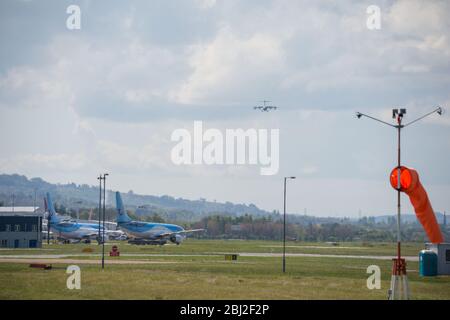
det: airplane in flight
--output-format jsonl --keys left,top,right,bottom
{"left": 254, "top": 100, "right": 278, "bottom": 112}
{"left": 115, "top": 191, "right": 204, "bottom": 245}
{"left": 45, "top": 193, "right": 126, "bottom": 243}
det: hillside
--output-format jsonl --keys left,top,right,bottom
{"left": 0, "top": 173, "right": 272, "bottom": 221}
{"left": 0, "top": 173, "right": 445, "bottom": 227}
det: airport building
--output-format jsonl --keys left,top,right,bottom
{"left": 0, "top": 207, "right": 43, "bottom": 248}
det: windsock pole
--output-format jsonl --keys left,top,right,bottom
{"left": 389, "top": 114, "right": 410, "bottom": 300}
{"left": 356, "top": 106, "right": 443, "bottom": 300}
{"left": 397, "top": 123, "right": 401, "bottom": 262}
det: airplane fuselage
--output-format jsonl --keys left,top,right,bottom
{"left": 50, "top": 221, "right": 103, "bottom": 240}
{"left": 118, "top": 221, "right": 183, "bottom": 240}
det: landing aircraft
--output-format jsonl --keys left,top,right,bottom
{"left": 115, "top": 192, "right": 204, "bottom": 245}
{"left": 254, "top": 100, "right": 277, "bottom": 112}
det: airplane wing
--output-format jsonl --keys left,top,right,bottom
{"left": 82, "top": 233, "right": 99, "bottom": 239}
{"left": 155, "top": 229, "right": 205, "bottom": 238}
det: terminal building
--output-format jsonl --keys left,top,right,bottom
{"left": 0, "top": 207, "right": 43, "bottom": 248}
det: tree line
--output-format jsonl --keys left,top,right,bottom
{"left": 189, "top": 214, "right": 449, "bottom": 242}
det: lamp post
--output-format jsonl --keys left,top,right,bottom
{"left": 283, "top": 176, "right": 296, "bottom": 273}
{"left": 97, "top": 175, "right": 103, "bottom": 245}
{"left": 356, "top": 106, "right": 443, "bottom": 299}
{"left": 46, "top": 195, "right": 50, "bottom": 245}
{"left": 102, "top": 173, "right": 108, "bottom": 270}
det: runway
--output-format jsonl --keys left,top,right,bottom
{"left": 0, "top": 252, "right": 419, "bottom": 262}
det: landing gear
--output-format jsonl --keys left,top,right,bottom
{"left": 128, "top": 239, "right": 167, "bottom": 245}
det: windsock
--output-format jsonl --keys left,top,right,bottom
{"left": 390, "top": 166, "right": 444, "bottom": 244}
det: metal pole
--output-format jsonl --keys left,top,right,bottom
{"left": 396, "top": 124, "right": 401, "bottom": 261}
{"left": 282, "top": 176, "right": 295, "bottom": 273}
{"left": 283, "top": 177, "right": 287, "bottom": 273}
{"left": 98, "top": 175, "right": 102, "bottom": 244}
{"left": 102, "top": 175, "right": 105, "bottom": 269}
{"left": 47, "top": 198, "right": 50, "bottom": 245}
{"left": 38, "top": 215, "right": 41, "bottom": 248}
{"left": 102, "top": 173, "right": 108, "bottom": 269}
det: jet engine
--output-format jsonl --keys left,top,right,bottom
{"left": 169, "top": 234, "right": 185, "bottom": 245}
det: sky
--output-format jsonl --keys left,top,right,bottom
{"left": 0, "top": 0, "right": 449, "bottom": 217}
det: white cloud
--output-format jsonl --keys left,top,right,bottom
{"left": 172, "top": 26, "right": 286, "bottom": 104}
{"left": 388, "top": 0, "right": 450, "bottom": 38}
{"left": 301, "top": 166, "right": 319, "bottom": 175}
{"left": 0, "top": 153, "right": 88, "bottom": 172}
{"left": 194, "top": 0, "right": 216, "bottom": 9}
{"left": 0, "top": 65, "right": 73, "bottom": 109}
{"left": 0, "top": 33, "right": 189, "bottom": 120}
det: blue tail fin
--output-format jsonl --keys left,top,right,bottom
{"left": 116, "top": 192, "right": 131, "bottom": 223}
{"left": 46, "top": 192, "right": 62, "bottom": 224}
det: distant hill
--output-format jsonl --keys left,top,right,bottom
{"left": 1, "top": 173, "right": 445, "bottom": 226}
{"left": 0, "top": 173, "right": 272, "bottom": 221}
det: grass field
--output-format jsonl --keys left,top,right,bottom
{"left": 0, "top": 240, "right": 449, "bottom": 300}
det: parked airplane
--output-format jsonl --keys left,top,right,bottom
{"left": 45, "top": 192, "right": 108, "bottom": 243}
{"left": 115, "top": 192, "right": 204, "bottom": 245}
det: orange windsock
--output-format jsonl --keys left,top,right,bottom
{"left": 390, "top": 166, "right": 444, "bottom": 244}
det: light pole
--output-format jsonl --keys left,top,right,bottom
{"left": 97, "top": 175, "right": 103, "bottom": 245}
{"left": 283, "top": 176, "right": 296, "bottom": 273}
{"left": 356, "top": 106, "right": 443, "bottom": 299}
{"left": 102, "top": 173, "right": 108, "bottom": 270}
{"left": 46, "top": 196, "right": 50, "bottom": 245}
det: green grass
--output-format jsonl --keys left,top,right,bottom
{"left": 0, "top": 240, "right": 448, "bottom": 300}
{"left": 0, "top": 239, "right": 425, "bottom": 256}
